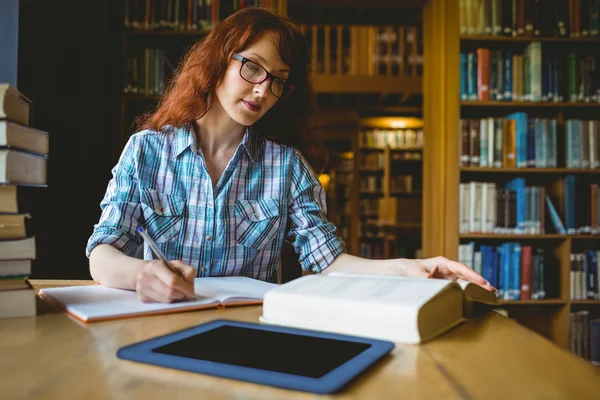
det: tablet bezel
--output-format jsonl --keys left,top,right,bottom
{"left": 117, "top": 319, "right": 395, "bottom": 394}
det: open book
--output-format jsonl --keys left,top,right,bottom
{"left": 40, "top": 276, "right": 276, "bottom": 323}
{"left": 260, "top": 272, "right": 501, "bottom": 344}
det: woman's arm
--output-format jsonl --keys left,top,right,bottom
{"left": 323, "top": 253, "right": 496, "bottom": 291}
{"left": 89, "top": 244, "right": 147, "bottom": 290}
{"left": 90, "top": 244, "right": 196, "bottom": 301}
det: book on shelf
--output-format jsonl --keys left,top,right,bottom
{"left": 591, "top": 319, "right": 600, "bottom": 366}
{"left": 570, "top": 251, "right": 600, "bottom": 300}
{"left": 39, "top": 276, "right": 276, "bottom": 323}
{"left": 0, "top": 279, "right": 35, "bottom": 319}
{"left": 123, "top": 0, "right": 288, "bottom": 32}
{"left": 0, "top": 84, "right": 31, "bottom": 126}
{"left": 460, "top": 44, "right": 600, "bottom": 104}
{"left": 459, "top": 242, "right": 546, "bottom": 301}
{"left": 460, "top": 0, "right": 600, "bottom": 39}
{"left": 260, "top": 272, "right": 500, "bottom": 345}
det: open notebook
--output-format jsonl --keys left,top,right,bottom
{"left": 39, "top": 276, "right": 276, "bottom": 323}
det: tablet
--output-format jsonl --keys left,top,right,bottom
{"left": 117, "top": 319, "right": 395, "bottom": 394}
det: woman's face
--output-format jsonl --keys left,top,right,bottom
{"left": 215, "top": 32, "right": 290, "bottom": 127}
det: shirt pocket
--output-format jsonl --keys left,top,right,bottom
{"left": 235, "top": 198, "right": 282, "bottom": 250}
{"left": 140, "top": 188, "right": 185, "bottom": 243}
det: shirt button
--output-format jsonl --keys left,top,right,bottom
{"left": 254, "top": 213, "right": 259, "bottom": 218}
{"left": 158, "top": 206, "right": 164, "bottom": 214}
{"left": 206, "top": 235, "right": 211, "bottom": 241}
{"left": 207, "top": 202, "right": 213, "bottom": 208}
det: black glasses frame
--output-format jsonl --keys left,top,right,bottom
{"left": 231, "top": 53, "right": 294, "bottom": 99}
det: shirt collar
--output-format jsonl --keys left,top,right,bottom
{"left": 170, "top": 124, "right": 264, "bottom": 163}
{"left": 170, "top": 124, "right": 197, "bottom": 159}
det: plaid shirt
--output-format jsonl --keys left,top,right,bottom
{"left": 86, "top": 125, "right": 345, "bottom": 283}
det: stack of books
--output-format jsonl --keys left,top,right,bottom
{"left": 0, "top": 83, "right": 49, "bottom": 318}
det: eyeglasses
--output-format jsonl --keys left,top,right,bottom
{"left": 231, "top": 53, "right": 295, "bottom": 99}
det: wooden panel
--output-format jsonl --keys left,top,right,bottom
{"left": 422, "top": 0, "right": 460, "bottom": 259}
{"left": 311, "top": 75, "right": 422, "bottom": 94}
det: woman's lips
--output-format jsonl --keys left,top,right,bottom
{"left": 242, "top": 100, "right": 261, "bottom": 112}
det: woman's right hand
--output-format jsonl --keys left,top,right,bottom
{"left": 135, "top": 260, "right": 197, "bottom": 303}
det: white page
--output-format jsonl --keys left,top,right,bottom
{"left": 195, "top": 276, "right": 277, "bottom": 303}
{"left": 40, "top": 276, "right": 276, "bottom": 321}
{"left": 275, "top": 274, "right": 454, "bottom": 308}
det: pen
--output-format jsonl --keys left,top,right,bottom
{"left": 136, "top": 226, "right": 207, "bottom": 277}
{"left": 136, "top": 226, "right": 186, "bottom": 279}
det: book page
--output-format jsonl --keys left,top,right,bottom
{"left": 39, "top": 276, "right": 276, "bottom": 322}
{"left": 196, "top": 276, "right": 277, "bottom": 304}
{"left": 39, "top": 284, "right": 220, "bottom": 322}
{"left": 281, "top": 274, "right": 455, "bottom": 308}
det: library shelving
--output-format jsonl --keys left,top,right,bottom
{"left": 423, "top": 0, "right": 600, "bottom": 355}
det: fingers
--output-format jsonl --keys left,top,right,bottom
{"left": 151, "top": 260, "right": 196, "bottom": 299}
{"left": 136, "top": 260, "right": 196, "bottom": 303}
{"left": 425, "top": 257, "right": 496, "bottom": 292}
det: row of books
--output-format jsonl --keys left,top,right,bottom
{"left": 359, "top": 199, "right": 380, "bottom": 216}
{"left": 571, "top": 311, "right": 600, "bottom": 365}
{"left": 389, "top": 175, "right": 415, "bottom": 194}
{"left": 0, "top": 84, "right": 50, "bottom": 319}
{"left": 300, "top": 25, "right": 422, "bottom": 77}
{"left": 460, "top": 178, "right": 600, "bottom": 235}
{"left": 123, "top": 0, "right": 285, "bottom": 31}
{"left": 124, "top": 48, "right": 170, "bottom": 96}
{"left": 459, "top": 242, "right": 546, "bottom": 300}
{"left": 460, "top": 117, "right": 600, "bottom": 169}
{"left": 461, "top": 45, "right": 600, "bottom": 103}
{"left": 570, "top": 251, "right": 600, "bottom": 299}
{"left": 460, "top": 0, "right": 600, "bottom": 38}
{"left": 359, "top": 129, "right": 424, "bottom": 149}
{"left": 359, "top": 152, "right": 385, "bottom": 169}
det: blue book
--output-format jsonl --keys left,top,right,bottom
{"left": 460, "top": 53, "right": 468, "bottom": 101}
{"left": 511, "top": 243, "right": 522, "bottom": 300}
{"left": 503, "top": 51, "right": 513, "bottom": 101}
{"left": 527, "top": 119, "right": 535, "bottom": 167}
{"left": 545, "top": 195, "right": 567, "bottom": 234}
{"left": 502, "top": 243, "right": 512, "bottom": 300}
{"left": 588, "top": 251, "right": 599, "bottom": 299}
{"left": 497, "top": 245, "right": 504, "bottom": 298}
{"left": 505, "top": 178, "right": 526, "bottom": 233}
{"left": 564, "top": 175, "right": 576, "bottom": 234}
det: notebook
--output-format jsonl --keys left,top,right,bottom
{"left": 39, "top": 276, "right": 276, "bottom": 323}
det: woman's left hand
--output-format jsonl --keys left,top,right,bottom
{"left": 400, "top": 256, "right": 496, "bottom": 292}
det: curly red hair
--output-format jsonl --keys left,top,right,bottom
{"left": 137, "top": 7, "right": 315, "bottom": 159}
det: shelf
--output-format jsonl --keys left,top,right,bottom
{"left": 461, "top": 101, "right": 600, "bottom": 108}
{"left": 460, "top": 234, "right": 568, "bottom": 240}
{"left": 124, "top": 94, "right": 160, "bottom": 101}
{"left": 502, "top": 300, "right": 567, "bottom": 305}
{"left": 124, "top": 29, "right": 209, "bottom": 37}
{"left": 312, "top": 75, "right": 422, "bottom": 94}
{"left": 461, "top": 167, "right": 600, "bottom": 174}
{"left": 391, "top": 191, "right": 422, "bottom": 197}
{"left": 460, "top": 35, "right": 600, "bottom": 44}
{"left": 570, "top": 300, "right": 600, "bottom": 305}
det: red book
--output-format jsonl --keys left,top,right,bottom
{"left": 476, "top": 48, "right": 491, "bottom": 101}
{"left": 521, "top": 246, "right": 532, "bottom": 300}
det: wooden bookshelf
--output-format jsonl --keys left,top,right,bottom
{"left": 461, "top": 167, "right": 600, "bottom": 174}
{"left": 423, "top": 0, "right": 600, "bottom": 352}
{"left": 460, "top": 35, "right": 600, "bottom": 44}
{"left": 461, "top": 101, "right": 600, "bottom": 108}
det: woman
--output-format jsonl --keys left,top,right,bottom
{"left": 87, "top": 7, "right": 494, "bottom": 303}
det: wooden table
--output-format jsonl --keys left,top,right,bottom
{"left": 1, "top": 280, "right": 599, "bottom": 399}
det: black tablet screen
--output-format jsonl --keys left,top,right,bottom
{"left": 152, "top": 325, "right": 371, "bottom": 378}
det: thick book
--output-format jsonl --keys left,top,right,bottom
{"left": 39, "top": 276, "right": 276, "bottom": 323}
{"left": 0, "top": 149, "right": 47, "bottom": 185}
{"left": 0, "top": 121, "right": 49, "bottom": 155}
{"left": 0, "top": 84, "right": 31, "bottom": 126}
{"left": 260, "top": 272, "right": 501, "bottom": 345}
{"left": 0, "top": 279, "right": 35, "bottom": 318}
{"left": 0, "top": 237, "right": 35, "bottom": 259}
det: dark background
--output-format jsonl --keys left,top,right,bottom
{"left": 18, "top": 0, "right": 123, "bottom": 278}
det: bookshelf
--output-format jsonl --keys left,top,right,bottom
{"left": 423, "top": 0, "right": 600, "bottom": 356}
